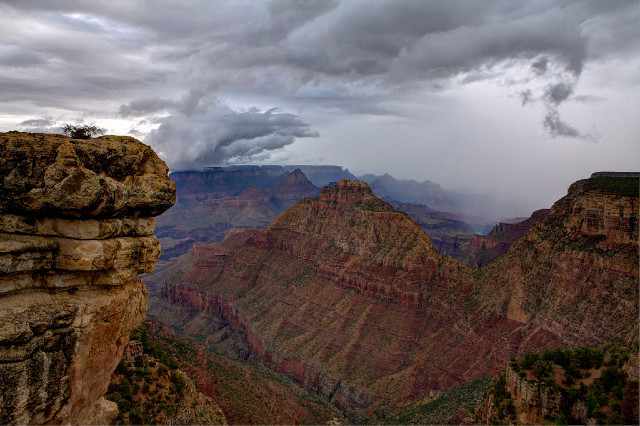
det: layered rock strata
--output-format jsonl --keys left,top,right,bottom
{"left": 480, "top": 175, "right": 639, "bottom": 342}
{"left": 151, "top": 176, "right": 638, "bottom": 415}
{"left": 0, "top": 132, "right": 175, "bottom": 425}
{"left": 157, "top": 168, "right": 318, "bottom": 259}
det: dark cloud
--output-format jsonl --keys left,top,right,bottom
{"left": 19, "top": 117, "right": 54, "bottom": 127}
{"left": 0, "top": 0, "right": 638, "bottom": 173}
{"left": 531, "top": 57, "right": 549, "bottom": 75}
{"left": 3, "top": 1, "right": 637, "bottom": 105}
{"left": 520, "top": 89, "right": 534, "bottom": 106}
{"left": 545, "top": 81, "right": 574, "bottom": 106}
{"left": 127, "top": 128, "right": 145, "bottom": 138}
{"left": 119, "top": 98, "right": 177, "bottom": 117}
{"left": 146, "top": 97, "right": 318, "bottom": 169}
{"left": 543, "top": 109, "right": 596, "bottom": 142}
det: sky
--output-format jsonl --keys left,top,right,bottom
{"left": 0, "top": 0, "right": 639, "bottom": 215}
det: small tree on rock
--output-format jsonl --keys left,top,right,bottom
{"left": 62, "top": 124, "right": 105, "bottom": 139}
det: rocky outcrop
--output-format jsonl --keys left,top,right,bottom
{"left": 149, "top": 175, "right": 638, "bottom": 416}
{"left": 456, "top": 209, "right": 551, "bottom": 266}
{"left": 150, "top": 181, "right": 489, "bottom": 413}
{"left": 502, "top": 365, "right": 561, "bottom": 423}
{"left": 156, "top": 167, "right": 318, "bottom": 259}
{"left": 0, "top": 132, "right": 175, "bottom": 425}
{"left": 477, "top": 345, "right": 639, "bottom": 424}
{"left": 479, "top": 174, "right": 639, "bottom": 343}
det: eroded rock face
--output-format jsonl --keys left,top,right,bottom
{"left": 0, "top": 132, "right": 175, "bottom": 425}
{"left": 150, "top": 176, "right": 638, "bottom": 415}
{"left": 156, "top": 167, "right": 318, "bottom": 260}
{"left": 481, "top": 175, "right": 639, "bottom": 343}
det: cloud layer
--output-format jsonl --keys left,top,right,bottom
{"left": 0, "top": 0, "right": 638, "bottom": 207}
{"left": 144, "top": 94, "right": 318, "bottom": 169}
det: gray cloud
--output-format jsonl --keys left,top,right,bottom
{"left": 531, "top": 57, "right": 549, "bottom": 75}
{"left": 119, "top": 98, "right": 177, "bottom": 117}
{"left": 520, "top": 89, "right": 534, "bottom": 106}
{"left": 17, "top": 117, "right": 63, "bottom": 134}
{"left": 572, "top": 94, "right": 606, "bottom": 103}
{"left": 3, "top": 1, "right": 637, "bottom": 109}
{"left": 0, "top": 47, "right": 47, "bottom": 68}
{"left": 19, "top": 117, "right": 54, "bottom": 127}
{"left": 146, "top": 97, "right": 318, "bottom": 169}
{"left": 0, "top": 0, "right": 638, "bottom": 213}
{"left": 543, "top": 109, "right": 596, "bottom": 142}
{"left": 545, "top": 81, "right": 574, "bottom": 106}
{"left": 127, "top": 128, "right": 145, "bottom": 138}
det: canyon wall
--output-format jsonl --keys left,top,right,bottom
{"left": 157, "top": 167, "right": 318, "bottom": 259}
{"left": 150, "top": 176, "right": 638, "bottom": 415}
{"left": 479, "top": 175, "right": 639, "bottom": 343}
{"left": 455, "top": 209, "right": 550, "bottom": 266}
{"left": 0, "top": 132, "right": 175, "bottom": 424}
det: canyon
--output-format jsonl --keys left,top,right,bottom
{"left": 1, "top": 131, "right": 636, "bottom": 424}
{"left": 0, "top": 132, "right": 176, "bottom": 424}
{"left": 156, "top": 165, "right": 500, "bottom": 264}
{"left": 156, "top": 166, "right": 321, "bottom": 260}
{"left": 147, "top": 174, "right": 638, "bottom": 417}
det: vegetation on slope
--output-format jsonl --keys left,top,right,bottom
{"left": 486, "top": 345, "right": 639, "bottom": 425}
{"left": 106, "top": 325, "right": 225, "bottom": 425}
{"left": 140, "top": 320, "right": 345, "bottom": 425}
{"left": 380, "top": 378, "right": 492, "bottom": 425}
{"left": 585, "top": 176, "right": 639, "bottom": 197}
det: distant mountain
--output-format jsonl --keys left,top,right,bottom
{"left": 159, "top": 166, "right": 491, "bottom": 263}
{"left": 360, "top": 173, "right": 520, "bottom": 225}
{"left": 157, "top": 166, "right": 319, "bottom": 259}
{"left": 360, "top": 173, "right": 455, "bottom": 212}
{"left": 388, "top": 200, "right": 476, "bottom": 257}
{"left": 282, "top": 165, "right": 357, "bottom": 187}
{"left": 462, "top": 209, "right": 550, "bottom": 266}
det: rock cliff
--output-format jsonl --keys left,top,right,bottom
{"left": 0, "top": 132, "right": 175, "bottom": 424}
{"left": 478, "top": 174, "right": 639, "bottom": 343}
{"left": 107, "top": 334, "right": 227, "bottom": 425}
{"left": 149, "top": 175, "right": 638, "bottom": 416}
{"left": 451, "top": 209, "right": 551, "bottom": 266}
{"left": 477, "top": 345, "right": 639, "bottom": 424}
{"left": 156, "top": 167, "right": 318, "bottom": 260}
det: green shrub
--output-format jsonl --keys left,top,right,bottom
{"left": 115, "top": 361, "right": 128, "bottom": 375}
{"left": 533, "top": 359, "right": 553, "bottom": 381}
{"left": 128, "top": 408, "right": 143, "bottom": 425}
{"left": 520, "top": 353, "right": 539, "bottom": 370}
{"left": 134, "top": 355, "right": 144, "bottom": 368}
{"left": 120, "top": 378, "right": 132, "bottom": 400}
{"left": 62, "top": 123, "right": 105, "bottom": 139}
{"left": 171, "top": 371, "right": 186, "bottom": 394}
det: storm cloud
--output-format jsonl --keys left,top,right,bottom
{"left": 146, "top": 95, "right": 318, "bottom": 169}
{"left": 0, "top": 0, "right": 638, "bottom": 210}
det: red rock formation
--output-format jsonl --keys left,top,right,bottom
{"left": 150, "top": 176, "right": 638, "bottom": 415}
{"left": 480, "top": 176, "right": 639, "bottom": 342}
{"left": 156, "top": 168, "right": 318, "bottom": 259}
{"left": 464, "top": 209, "right": 551, "bottom": 266}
